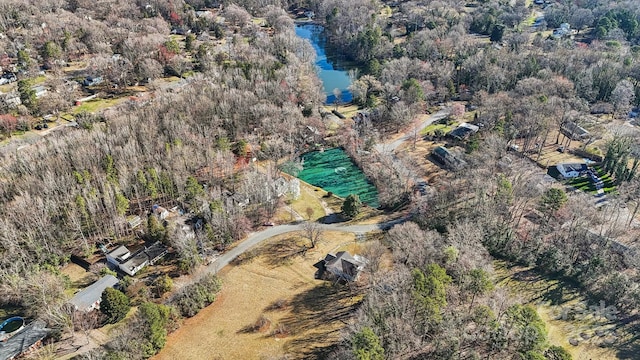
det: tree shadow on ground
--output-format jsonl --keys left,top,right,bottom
{"left": 615, "top": 323, "right": 640, "bottom": 359}
{"left": 259, "top": 237, "right": 308, "bottom": 268}
{"left": 318, "top": 213, "right": 346, "bottom": 224}
{"left": 271, "top": 283, "right": 362, "bottom": 359}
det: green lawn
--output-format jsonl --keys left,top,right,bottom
{"left": 72, "top": 97, "right": 125, "bottom": 114}
{"left": 420, "top": 122, "right": 456, "bottom": 136}
{"left": 566, "top": 167, "right": 617, "bottom": 194}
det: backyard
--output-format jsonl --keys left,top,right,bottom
{"left": 154, "top": 230, "right": 382, "bottom": 360}
{"left": 565, "top": 166, "right": 617, "bottom": 194}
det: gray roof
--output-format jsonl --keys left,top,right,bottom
{"left": 119, "top": 242, "right": 168, "bottom": 274}
{"left": 314, "top": 251, "right": 365, "bottom": 281}
{"left": 69, "top": 275, "right": 119, "bottom": 310}
{"left": 0, "top": 320, "right": 49, "bottom": 360}
{"left": 559, "top": 163, "right": 587, "bottom": 173}
{"left": 108, "top": 245, "right": 130, "bottom": 260}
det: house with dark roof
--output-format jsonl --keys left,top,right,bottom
{"left": 0, "top": 320, "right": 49, "bottom": 360}
{"left": 448, "top": 122, "right": 479, "bottom": 140}
{"left": 432, "top": 146, "right": 466, "bottom": 170}
{"left": 105, "top": 242, "right": 168, "bottom": 276}
{"left": 69, "top": 275, "right": 119, "bottom": 312}
{"left": 561, "top": 121, "right": 590, "bottom": 140}
{"left": 313, "top": 251, "right": 367, "bottom": 282}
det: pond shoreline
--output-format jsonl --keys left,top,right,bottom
{"left": 294, "top": 23, "right": 355, "bottom": 104}
{"left": 289, "top": 147, "right": 380, "bottom": 208}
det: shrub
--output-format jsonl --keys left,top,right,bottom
{"left": 153, "top": 275, "right": 173, "bottom": 298}
{"left": 342, "top": 194, "right": 362, "bottom": 218}
{"left": 173, "top": 274, "right": 222, "bottom": 317}
{"left": 100, "top": 288, "right": 130, "bottom": 324}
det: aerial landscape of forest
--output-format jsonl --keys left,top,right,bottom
{"left": 1, "top": 0, "right": 640, "bottom": 359}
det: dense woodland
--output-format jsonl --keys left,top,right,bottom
{"left": 1, "top": 0, "right": 640, "bottom": 359}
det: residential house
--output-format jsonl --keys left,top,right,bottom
{"left": 152, "top": 204, "right": 169, "bottom": 220}
{"left": 68, "top": 274, "right": 119, "bottom": 311}
{"left": 552, "top": 23, "right": 573, "bottom": 39}
{"left": 561, "top": 121, "right": 590, "bottom": 140}
{"left": 313, "top": 251, "right": 367, "bottom": 282}
{"left": 2, "top": 92, "right": 21, "bottom": 108}
{"left": 548, "top": 163, "right": 587, "bottom": 180}
{"left": 448, "top": 122, "right": 479, "bottom": 140}
{"left": 0, "top": 72, "right": 16, "bottom": 85}
{"left": 32, "top": 86, "right": 47, "bottom": 98}
{"left": 432, "top": 146, "right": 466, "bottom": 170}
{"left": 105, "top": 242, "right": 168, "bottom": 276}
{"left": 82, "top": 76, "right": 103, "bottom": 87}
{"left": 0, "top": 320, "right": 49, "bottom": 360}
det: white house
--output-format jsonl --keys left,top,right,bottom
{"left": 556, "top": 163, "right": 587, "bottom": 179}
{"left": 105, "top": 242, "right": 168, "bottom": 276}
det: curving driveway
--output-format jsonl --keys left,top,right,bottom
{"left": 375, "top": 108, "right": 450, "bottom": 154}
{"left": 204, "top": 217, "right": 408, "bottom": 276}
{"left": 182, "top": 109, "right": 451, "bottom": 282}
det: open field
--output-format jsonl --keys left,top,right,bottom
{"left": 72, "top": 97, "right": 128, "bottom": 114}
{"left": 495, "top": 261, "right": 640, "bottom": 360}
{"left": 155, "top": 230, "right": 378, "bottom": 360}
{"left": 284, "top": 178, "right": 333, "bottom": 221}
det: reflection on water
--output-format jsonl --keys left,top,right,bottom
{"left": 295, "top": 24, "right": 353, "bottom": 104}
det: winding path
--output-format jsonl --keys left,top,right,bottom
{"left": 188, "top": 217, "right": 408, "bottom": 284}
{"left": 180, "top": 109, "right": 450, "bottom": 284}
{"left": 375, "top": 108, "right": 450, "bottom": 154}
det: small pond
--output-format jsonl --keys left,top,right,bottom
{"left": 294, "top": 148, "right": 379, "bottom": 208}
{"left": 295, "top": 23, "right": 353, "bottom": 104}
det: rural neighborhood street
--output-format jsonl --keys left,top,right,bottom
{"left": 375, "top": 108, "right": 450, "bottom": 153}
{"left": 201, "top": 216, "right": 408, "bottom": 277}
{"left": 174, "top": 109, "right": 449, "bottom": 288}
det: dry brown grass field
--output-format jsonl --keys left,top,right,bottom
{"left": 155, "top": 231, "right": 381, "bottom": 360}
{"left": 495, "top": 261, "right": 635, "bottom": 360}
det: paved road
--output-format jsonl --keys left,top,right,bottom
{"left": 204, "top": 217, "right": 408, "bottom": 276}
{"left": 375, "top": 108, "right": 450, "bottom": 154}
{"left": 175, "top": 109, "right": 446, "bottom": 285}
